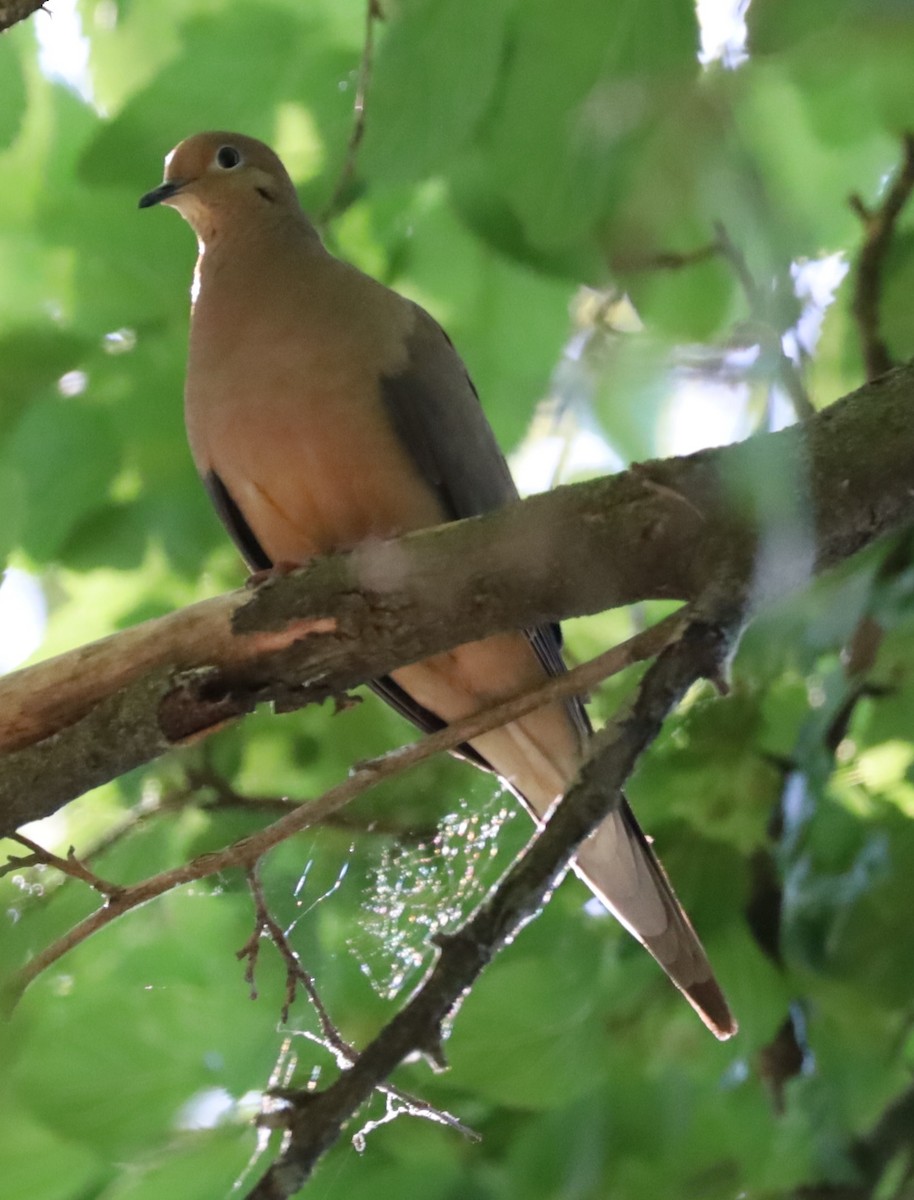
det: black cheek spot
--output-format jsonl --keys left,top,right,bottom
{"left": 255, "top": 187, "right": 276, "bottom": 202}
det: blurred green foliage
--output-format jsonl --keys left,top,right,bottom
{"left": 2, "top": 0, "right": 914, "bottom": 1197}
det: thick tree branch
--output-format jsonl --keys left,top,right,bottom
{"left": 244, "top": 601, "right": 739, "bottom": 1198}
{"left": 2, "top": 362, "right": 914, "bottom": 835}
{"left": 3, "top": 611, "right": 684, "bottom": 1008}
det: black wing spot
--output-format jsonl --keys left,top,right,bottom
{"left": 369, "top": 676, "right": 493, "bottom": 770}
{"left": 205, "top": 470, "right": 272, "bottom": 571}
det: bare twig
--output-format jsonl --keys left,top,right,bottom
{"left": 611, "top": 222, "right": 815, "bottom": 421}
{"left": 3, "top": 609, "right": 685, "bottom": 1010}
{"left": 239, "top": 865, "right": 348, "bottom": 1034}
{"left": 187, "top": 763, "right": 436, "bottom": 840}
{"left": 0, "top": 767, "right": 431, "bottom": 922}
{"left": 849, "top": 132, "right": 914, "bottom": 381}
{"left": 320, "top": 0, "right": 383, "bottom": 223}
{"left": 3, "top": 834, "right": 123, "bottom": 898}
{"left": 244, "top": 600, "right": 742, "bottom": 1198}
{"left": 240, "top": 867, "right": 477, "bottom": 1146}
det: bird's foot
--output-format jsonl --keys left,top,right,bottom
{"left": 245, "top": 560, "right": 300, "bottom": 589}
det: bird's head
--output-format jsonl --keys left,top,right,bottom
{"left": 139, "top": 131, "right": 302, "bottom": 238}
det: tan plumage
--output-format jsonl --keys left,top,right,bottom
{"left": 140, "top": 131, "right": 736, "bottom": 1039}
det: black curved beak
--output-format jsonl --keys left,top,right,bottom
{"left": 138, "top": 180, "right": 183, "bottom": 209}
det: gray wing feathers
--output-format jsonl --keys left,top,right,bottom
{"left": 379, "top": 305, "right": 518, "bottom": 520}
{"left": 378, "top": 307, "right": 590, "bottom": 738}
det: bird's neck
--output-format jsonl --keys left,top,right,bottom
{"left": 191, "top": 208, "right": 326, "bottom": 309}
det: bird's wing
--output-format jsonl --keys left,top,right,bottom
{"left": 370, "top": 305, "right": 591, "bottom": 742}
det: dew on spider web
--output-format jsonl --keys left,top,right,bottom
{"left": 351, "top": 788, "right": 520, "bottom": 1000}
{"left": 231, "top": 1037, "right": 298, "bottom": 1193}
{"left": 292, "top": 857, "right": 313, "bottom": 899}
{"left": 285, "top": 847, "right": 352, "bottom": 939}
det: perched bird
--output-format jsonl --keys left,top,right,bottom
{"left": 140, "top": 132, "right": 735, "bottom": 1039}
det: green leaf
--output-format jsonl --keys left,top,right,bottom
{"left": 0, "top": 327, "right": 92, "bottom": 439}
{"left": 0, "top": 1104, "right": 104, "bottom": 1200}
{"left": 0, "top": 464, "right": 24, "bottom": 566}
{"left": 481, "top": 0, "right": 698, "bottom": 248}
{"left": 0, "top": 235, "right": 74, "bottom": 326}
{"left": 621, "top": 247, "right": 733, "bottom": 343}
{"left": 1, "top": 399, "right": 121, "bottom": 562}
{"left": 283, "top": 1157, "right": 460, "bottom": 1200}
{"left": 95, "top": 1128, "right": 253, "bottom": 1200}
{"left": 447, "top": 955, "right": 606, "bottom": 1108}
{"left": 361, "top": 0, "right": 512, "bottom": 183}
{"left": 79, "top": 6, "right": 356, "bottom": 197}
{"left": 750, "top": 0, "right": 911, "bottom": 55}
{"left": 634, "top": 693, "right": 779, "bottom": 853}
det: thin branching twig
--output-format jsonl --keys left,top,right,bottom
{"left": 712, "top": 221, "right": 816, "bottom": 421}
{"left": 612, "top": 223, "right": 815, "bottom": 420}
{"left": 244, "top": 598, "right": 742, "bottom": 1198}
{"left": 240, "top": 866, "right": 477, "bottom": 1147}
{"left": 3, "top": 609, "right": 686, "bottom": 1011}
{"left": 2, "top": 834, "right": 123, "bottom": 898}
{"left": 320, "top": 0, "right": 383, "bottom": 223}
{"left": 849, "top": 132, "right": 914, "bottom": 381}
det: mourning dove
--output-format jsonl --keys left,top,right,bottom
{"left": 140, "top": 132, "right": 736, "bottom": 1039}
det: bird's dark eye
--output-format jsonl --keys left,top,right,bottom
{"left": 215, "top": 145, "right": 242, "bottom": 170}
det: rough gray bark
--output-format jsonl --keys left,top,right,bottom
{"left": 0, "top": 360, "right": 912, "bottom": 836}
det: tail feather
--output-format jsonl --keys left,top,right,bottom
{"left": 475, "top": 710, "right": 737, "bottom": 1040}
{"left": 575, "top": 800, "right": 736, "bottom": 1039}
{"left": 390, "top": 640, "right": 737, "bottom": 1039}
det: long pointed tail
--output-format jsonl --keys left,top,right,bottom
{"left": 574, "top": 800, "right": 736, "bottom": 1039}
{"left": 463, "top": 700, "right": 737, "bottom": 1038}
{"left": 391, "top": 637, "right": 737, "bottom": 1039}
